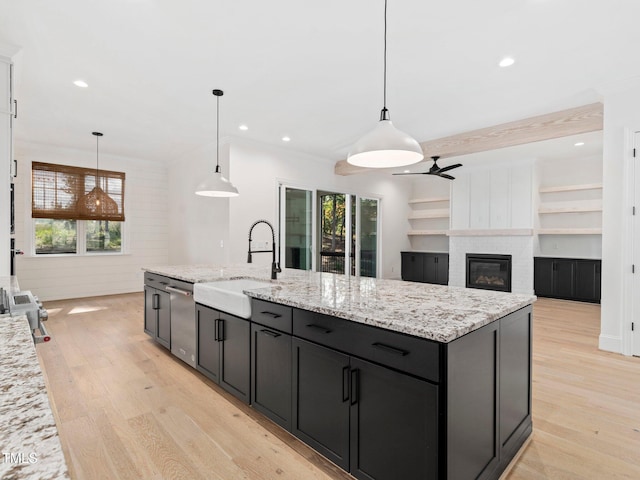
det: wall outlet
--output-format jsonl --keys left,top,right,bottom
{"left": 220, "top": 240, "right": 224, "bottom": 248}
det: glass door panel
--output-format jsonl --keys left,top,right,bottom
{"left": 318, "top": 192, "right": 346, "bottom": 274}
{"left": 359, "top": 198, "right": 378, "bottom": 277}
{"left": 284, "top": 187, "right": 312, "bottom": 270}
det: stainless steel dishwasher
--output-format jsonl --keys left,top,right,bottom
{"left": 165, "top": 279, "right": 196, "bottom": 368}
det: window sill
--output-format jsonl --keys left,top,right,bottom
{"left": 26, "top": 252, "right": 131, "bottom": 259}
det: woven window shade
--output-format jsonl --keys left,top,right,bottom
{"left": 32, "top": 162, "right": 125, "bottom": 221}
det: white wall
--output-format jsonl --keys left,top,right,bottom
{"left": 167, "top": 142, "right": 230, "bottom": 265}
{"left": 13, "top": 142, "right": 169, "bottom": 301}
{"left": 600, "top": 82, "right": 640, "bottom": 355}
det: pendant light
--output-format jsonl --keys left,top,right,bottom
{"left": 347, "top": 0, "right": 423, "bottom": 168}
{"left": 195, "top": 89, "right": 239, "bottom": 197}
{"left": 77, "top": 132, "right": 119, "bottom": 217}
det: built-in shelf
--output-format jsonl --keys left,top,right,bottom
{"left": 408, "top": 209, "right": 450, "bottom": 220}
{"left": 537, "top": 228, "right": 602, "bottom": 235}
{"left": 538, "top": 183, "right": 603, "bottom": 194}
{"left": 408, "top": 196, "right": 449, "bottom": 204}
{"left": 408, "top": 230, "right": 449, "bottom": 236}
{"left": 447, "top": 229, "right": 534, "bottom": 237}
{"left": 538, "top": 202, "right": 603, "bottom": 214}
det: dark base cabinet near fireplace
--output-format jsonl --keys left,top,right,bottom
{"left": 401, "top": 251, "right": 449, "bottom": 285}
{"left": 534, "top": 257, "right": 601, "bottom": 303}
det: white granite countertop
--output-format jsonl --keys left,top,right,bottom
{"left": 0, "top": 278, "right": 70, "bottom": 480}
{"left": 144, "top": 265, "right": 535, "bottom": 343}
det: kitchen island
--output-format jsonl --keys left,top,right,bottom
{"left": 143, "top": 265, "right": 535, "bottom": 480}
{"left": 0, "top": 277, "right": 70, "bottom": 480}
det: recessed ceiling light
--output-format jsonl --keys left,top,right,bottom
{"left": 73, "top": 80, "right": 89, "bottom": 88}
{"left": 574, "top": 142, "right": 585, "bottom": 147}
{"left": 403, "top": 170, "right": 410, "bottom": 173}
{"left": 239, "top": 125, "right": 248, "bottom": 131}
{"left": 498, "top": 57, "right": 515, "bottom": 68}
{"left": 282, "top": 136, "right": 291, "bottom": 142}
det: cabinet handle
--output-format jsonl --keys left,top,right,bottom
{"left": 342, "top": 366, "right": 350, "bottom": 402}
{"left": 261, "top": 329, "right": 281, "bottom": 338}
{"left": 217, "top": 319, "right": 225, "bottom": 342}
{"left": 152, "top": 293, "right": 160, "bottom": 310}
{"left": 350, "top": 369, "right": 359, "bottom": 405}
{"left": 260, "top": 311, "right": 282, "bottom": 319}
{"left": 214, "top": 319, "right": 219, "bottom": 341}
{"left": 372, "top": 342, "right": 409, "bottom": 356}
{"left": 13, "top": 99, "right": 17, "bottom": 119}
{"left": 165, "top": 285, "right": 192, "bottom": 296}
{"left": 305, "top": 324, "right": 332, "bottom": 334}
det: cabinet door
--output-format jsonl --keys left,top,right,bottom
{"left": 554, "top": 260, "right": 575, "bottom": 298}
{"left": 349, "top": 357, "right": 439, "bottom": 480}
{"left": 574, "top": 260, "right": 601, "bottom": 303}
{"left": 251, "top": 323, "right": 292, "bottom": 430}
{"left": 435, "top": 254, "right": 449, "bottom": 285}
{"left": 292, "top": 338, "right": 350, "bottom": 470}
{"left": 533, "top": 258, "right": 554, "bottom": 297}
{"left": 196, "top": 304, "right": 220, "bottom": 383}
{"left": 423, "top": 254, "right": 438, "bottom": 284}
{"left": 156, "top": 290, "right": 171, "bottom": 349}
{"left": 219, "top": 312, "right": 250, "bottom": 403}
{"left": 499, "top": 309, "right": 532, "bottom": 459}
{"left": 401, "top": 253, "right": 424, "bottom": 282}
{"left": 144, "top": 286, "right": 158, "bottom": 337}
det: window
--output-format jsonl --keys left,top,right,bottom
{"left": 32, "top": 162, "right": 125, "bottom": 255}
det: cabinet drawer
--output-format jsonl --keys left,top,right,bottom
{"left": 293, "top": 309, "right": 440, "bottom": 383}
{"left": 251, "top": 299, "right": 293, "bottom": 334}
{"left": 144, "top": 272, "right": 171, "bottom": 290}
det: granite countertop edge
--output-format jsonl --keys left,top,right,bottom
{"left": 143, "top": 265, "right": 536, "bottom": 344}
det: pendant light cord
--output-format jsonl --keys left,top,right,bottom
{"left": 383, "top": 0, "right": 387, "bottom": 110}
{"left": 95, "top": 133, "right": 100, "bottom": 188}
{"left": 380, "top": 0, "right": 390, "bottom": 121}
{"left": 216, "top": 93, "right": 220, "bottom": 172}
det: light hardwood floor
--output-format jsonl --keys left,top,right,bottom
{"left": 35, "top": 294, "right": 640, "bottom": 480}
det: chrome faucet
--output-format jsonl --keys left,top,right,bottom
{"left": 247, "top": 219, "right": 281, "bottom": 280}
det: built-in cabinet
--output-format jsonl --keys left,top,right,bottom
{"left": 196, "top": 303, "right": 251, "bottom": 403}
{"left": 143, "top": 273, "right": 171, "bottom": 349}
{"left": 534, "top": 257, "right": 601, "bottom": 303}
{"left": 1, "top": 54, "right": 15, "bottom": 276}
{"left": 401, "top": 251, "right": 449, "bottom": 285}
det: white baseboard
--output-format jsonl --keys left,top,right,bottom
{"left": 599, "top": 334, "right": 622, "bottom": 354}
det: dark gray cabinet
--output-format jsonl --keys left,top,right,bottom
{"left": 401, "top": 252, "right": 449, "bottom": 285}
{"left": 251, "top": 323, "right": 292, "bottom": 429}
{"left": 291, "top": 307, "right": 441, "bottom": 480}
{"left": 534, "top": 257, "right": 601, "bottom": 303}
{"left": 196, "top": 304, "right": 250, "bottom": 403}
{"left": 144, "top": 274, "right": 171, "bottom": 349}
{"left": 292, "top": 338, "right": 351, "bottom": 470}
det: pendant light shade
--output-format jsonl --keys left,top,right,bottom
{"left": 77, "top": 132, "right": 120, "bottom": 218}
{"left": 195, "top": 89, "right": 239, "bottom": 197}
{"left": 347, "top": 0, "right": 423, "bottom": 168}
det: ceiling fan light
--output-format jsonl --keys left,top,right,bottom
{"left": 347, "top": 120, "right": 424, "bottom": 168}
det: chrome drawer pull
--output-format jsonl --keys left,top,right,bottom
{"left": 372, "top": 342, "right": 409, "bottom": 356}
{"left": 165, "top": 285, "right": 192, "bottom": 296}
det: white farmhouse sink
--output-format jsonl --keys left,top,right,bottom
{"left": 193, "top": 279, "right": 272, "bottom": 319}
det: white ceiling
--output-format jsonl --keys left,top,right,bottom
{"left": 1, "top": 0, "right": 637, "bottom": 165}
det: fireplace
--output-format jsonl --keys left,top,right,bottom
{"left": 466, "top": 254, "right": 512, "bottom": 292}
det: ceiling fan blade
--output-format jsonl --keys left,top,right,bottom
{"left": 437, "top": 163, "right": 463, "bottom": 173}
{"left": 439, "top": 173, "right": 456, "bottom": 180}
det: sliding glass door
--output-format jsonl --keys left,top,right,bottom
{"left": 280, "top": 184, "right": 379, "bottom": 278}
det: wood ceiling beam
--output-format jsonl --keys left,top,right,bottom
{"left": 334, "top": 102, "right": 604, "bottom": 176}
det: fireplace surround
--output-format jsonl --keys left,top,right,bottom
{"left": 466, "top": 254, "right": 512, "bottom": 292}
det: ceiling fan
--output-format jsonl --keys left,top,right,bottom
{"left": 393, "top": 156, "right": 463, "bottom": 180}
